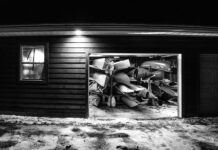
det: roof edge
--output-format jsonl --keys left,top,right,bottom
{"left": 1, "top": 23, "right": 218, "bottom": 37}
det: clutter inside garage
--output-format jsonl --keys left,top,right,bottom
{"left": 89, "top": 54, "right": 179, "bottom": 119}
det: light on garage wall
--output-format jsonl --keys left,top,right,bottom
{"left": 65, "top": 29, "right": 93, "bottom": 43}
{"left": 74, "top": 29, "right": 83, "bottom": 36}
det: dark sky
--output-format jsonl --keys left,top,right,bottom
{"left": 0, "top": 2, "right": 217, "bottom": 27}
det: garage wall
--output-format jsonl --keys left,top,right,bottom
{"left": 0, "top": 36, "right": 218, "bottom": 117}
{"left": 0, "top": 37, "right": 88, "bottom": 117}
{"left": 200, "top": 54, "right": 218, "bottom": 116}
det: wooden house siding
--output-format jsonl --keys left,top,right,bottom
{"left": 0, "top": 37, "right": 88, "bottom": 117}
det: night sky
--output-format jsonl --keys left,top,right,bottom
{"left": 0, "top": 2, "right": 217, "bottom": 27}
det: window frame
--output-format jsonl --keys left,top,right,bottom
{"left": 19, "top": 43, "right": 49, "bottom": 83}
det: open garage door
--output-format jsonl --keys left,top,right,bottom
{"left": 88, "top": 53, "right": 182, "bottom": 119}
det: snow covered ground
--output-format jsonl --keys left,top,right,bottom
{"left": 0, "top": 115, "right": 218, "bottom": 150}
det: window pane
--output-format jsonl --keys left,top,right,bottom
{"left": 22, "top": 48, "right": 34, "bottom": 62}
{"left": 21, "top": 64, "right": 44, "bottom": 80}
{"left": 22, "top": 46, "right": 45, "bottom": 63}
{"left": 34, "top": 48, "right": 45, "bottom": 63}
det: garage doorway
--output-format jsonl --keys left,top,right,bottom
{"left": 88, "top": 53, "right": 182, "bottom": 119}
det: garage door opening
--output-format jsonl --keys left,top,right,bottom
{"left": 88, "top": 53, "right": 182, "bottom": 119}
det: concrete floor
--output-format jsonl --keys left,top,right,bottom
{"left": 89, "top": 103, "right": 178, "bottom": 119}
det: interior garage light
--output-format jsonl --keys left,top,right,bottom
{"left": 74, "top": 29, "right": 83, "bottom": 36}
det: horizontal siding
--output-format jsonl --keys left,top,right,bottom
{"left": 50, "top": 58, "right": 86, "bottom": 63}
{"left": 49, "top": 74, "right": 86, "bottom": 79}
{"left": 50, "top": 53, "right": 86, "bottom": 58}
{"left": 0, "top": 37, "right": 88, "bottom": 117}
{"left": 0, "top": 84, "right": 86, "bottom": 89}
{"left": 49, "top": 79, "right": 86, "bottom": 84}
{"left": 51, "top": 43, "right": 105, "bottom": 48}
{"left": 49, "top": 69, "right": 86, "bottom": 74}
{"left": 50, "top": 48, "right": 88, "bottom": 53}
{"left": 0, "top": 108, "right": 86, "bottom": 118}
{"left": 49, "top": 64, "right": 85, "bottom": 68}
{"left": 0, "top": 103, "right": 86, "bottom": 110}
{"left": 0, "top": 98, "right": 86, "bottom": 105}
{"left": 19, "top": 94, "right": 86, "bottom": 99}
{"left": 0, "top": 88, "right": 86, "bottom": 94}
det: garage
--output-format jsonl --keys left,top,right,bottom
{"left": 89, "top": 53, "right": 182, "bottom": 119}
{"left": 1, "top": 24, "right": 218, "bottom": 118}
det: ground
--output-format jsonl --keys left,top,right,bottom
{"left": 0, "top": 115, "right": 218, "bottom": 150}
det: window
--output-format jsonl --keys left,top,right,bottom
{"left": 20, "top": 45, "right": 46, "bottom": 81}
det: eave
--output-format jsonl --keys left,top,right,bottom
{"left": 0, "top": 23, "right": 218, "bottom": 37}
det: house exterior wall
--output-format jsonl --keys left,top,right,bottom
{"left": 0, "top": 35, "right": 217, "bottom": 117}
{"left": 0, "top": 36, "right": 88, "bottom": 117}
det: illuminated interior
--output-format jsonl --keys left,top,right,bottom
{"left": 89, "top": 53, "right": 182, "bottom": 119}
{"left": 20, "top": 45, "right": 45, "bottom": 80}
